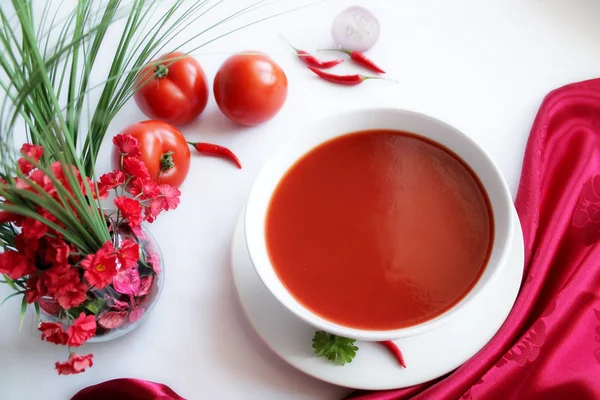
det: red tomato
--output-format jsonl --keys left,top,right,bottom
{"left": 112, "top": 121, "right": 191, "bottom": 188}
{"left": 134, "top": 52, "right": 209, "bottom": 126}
{"left": 214, "top": 52, "right": 288, "bottom": 126}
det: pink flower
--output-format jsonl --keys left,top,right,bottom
{"left": 26, "top": 276, "right": 47, "bottom": 304}
{"left": 98, "top": 311, "right": 128, "bottom": 329}
{"left": 146, "top": 250, "right": 162, "bottom": 274}
{"left": 114, "top": 196, "right": 144, "bottom": 227}
{"left": 123, "top": 156, "right": 150, "bottom": 180}
{"left": 159, "top": 184, "right": 180, "bottom": 210}
{"left": 81, "top": 241, "right": 118, "bottom": 289}
{"left": 144, "top": 185, "right": 180, "bottom": 222}
{"left": 67, "top": 313, "right": 97, "bottom": 347}
{"left": 129, "top": 308, "right": 145, "bottom": 323}
{"left": 129, "top": 177, "right": 159, "bottom": 199}
{"left": 146, "top": 197, "right": 166, "bottom": 222}
{"left": 97, "top": 170, "right": 126, "bottom": 199}
{"left": 39, "top": 322, "right": 68, "bottom": 345}
{"left": 117, "top": 238, "right": 140, "bottom": 269}
{"left": 0, "top": 251, "right": 35, "bottom": 279}
{"left": 18, "top": 143, "right": 44, "bottom": 174}
{"left": 112, "top": 267, "right": 141, "bottom": 296}
{"left": 55, "top": 353, "right": 94, "bottom": 375}
{"left": 113, "top": 133, "right": 141, "bottom": 157}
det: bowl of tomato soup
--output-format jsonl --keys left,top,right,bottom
{"left": 245, "top": 108, "right": 513, "bottom": 341}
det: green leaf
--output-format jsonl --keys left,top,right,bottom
{"left": 84, "top": 297, "right": 105, "bottom": 315}
{"left": 67, "top": 306, "right": 84, "bottom": 319}
{"left": 2, "top": 274, "right": 18, "bottom": 290}
{"left": 19, "top": 294, "right": 27, "bottom": 331}
{"left": 34, "top": 301, "right": 40, "bottom": 322}
{"left": 1, "top": 291, "right": 24, "bottom": 306}
{"left": 312, "top": 331, "right": 359, "bottom": 366}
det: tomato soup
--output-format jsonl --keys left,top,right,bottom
{"left": 265, "top": 130, "right": 493, "bottom": 330}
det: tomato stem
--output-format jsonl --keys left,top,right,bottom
{"left": 159, "top": 151, "right": 175, "bottom": 173}
{"left": 154, "top": 64, "right": 169, "bottom": 78}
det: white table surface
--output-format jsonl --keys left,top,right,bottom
{"left": 2, "top": 0, "right": 600, "bottom": 399}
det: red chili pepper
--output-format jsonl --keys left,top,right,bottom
{"left": 188, "top": 142, "right": 242, "bottom": 169}
{"left": 281, "top": 37, "right": 343, "bottom": 69}
{"left": 378, "top": 340, "right": 406, "bottom": 368}
{"left": 307, "top": 66, "right": 392, "bottom": 86}
{"left": 320, "top": 48, "right": 385, "bottom": 74}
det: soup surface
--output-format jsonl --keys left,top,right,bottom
{"left": 265, "top": 130, "right": 493, "bottom": 330}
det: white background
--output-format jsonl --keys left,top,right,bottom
{"left": 1, "top": 0, "right": 600, "bottom": 399}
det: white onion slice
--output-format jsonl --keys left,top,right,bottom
{"left": 330, "top": 6, "right": 380, "bottom": 52}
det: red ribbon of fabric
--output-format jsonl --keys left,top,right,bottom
{"left": 70, "top": 378, "right": 186, "bottom": 400}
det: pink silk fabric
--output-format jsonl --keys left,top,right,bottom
{"left": 348, "top": 79, "right": 600, "bottom": 399}
{"left": 70, "top": 378, "right": 186, "bottom": 400}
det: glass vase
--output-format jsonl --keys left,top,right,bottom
{"left": 39, "top": 220, "right": 164, "bottom": 342}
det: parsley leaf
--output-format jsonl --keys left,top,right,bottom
{"left": 312, "top": 330, "right": 359, "bottom": 365}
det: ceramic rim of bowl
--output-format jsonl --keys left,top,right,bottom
{"left": 245, "top": 108, "right": 514, "bottom": 341}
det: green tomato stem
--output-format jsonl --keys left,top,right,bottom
{"left": 154, "top": 64, "right": 169, "bottom": 78}
{"left": 160, "top": 151, "right": 175, "bottom": 174}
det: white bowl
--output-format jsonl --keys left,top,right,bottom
{"left": 245, "top": 108, "right": 514, "bottom": 341}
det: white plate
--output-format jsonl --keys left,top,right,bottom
{"left": 232, "top": 207, "right": 524, "bottom": 390}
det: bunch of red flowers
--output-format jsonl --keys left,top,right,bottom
{"left": 0, "top": 134, "right": 179, "bottom": 375}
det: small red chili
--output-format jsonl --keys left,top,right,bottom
{"left": 281, "top": 37, "right": 344, "bottom": 69}
{"left": 188, "top": 142, "right": 242, "bottom": 169}
{"left": 320, "top": 48, "right": 385, "bottom": 74}
{"left": 307, "top": 66, "right": 392, "bottom": 86}
{"left": 378, "top": 340, "right": 406, "bottom": 368}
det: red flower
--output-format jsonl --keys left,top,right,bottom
{"left": 117, "top": 238, "right": 140, "bottom": 269}
{"left": 55, "top": 353, "right": 94, "bottom": 375}
{"left": 113, "top": 133, "right": 141, "bottom": 157}
{"left": 55, "top": 283, "right": 87, "bottom": 310}
{"left": 42, "top": 237, "right": 70, "bottom": 265}
{"left": 129, "top": 177, "right": 159, "bottom": 199}
{"left": 18, "top": 143, "right": 44, "bottom": 174}
{"left": 67, "top": 313, "right": 97, "bottom": 347}
{"left": 159, "top": 184, "right": 180, "bottom": 210}
{"left": 14, "top": 233, "right": 38, "bottom": 261}
{"left": 43, "top": 266, "right": 87, "bottom": 310}
{"left": 26, "top": 276, "right": 47, "bottom": 303}
{"left": 0, "top": 251, "right": 35, "bottom": 279}
{"left": 43, "top": 265, "right": 75, "bottom": 296}
{"left": 21, "top": 217, "right": 48, "bottom": 240}
{"left": 39, "top": 322, "right": 68, "bottom": 345}
{"left": 114, "top": 196, "right": 144, "bottom": 227}
{"left": 48, "top": 161, "right": 91, "bottom": 198}
{"left": 81, "top": 241, "right": 117, "bottom": 289}
{"left": 38, "top": 207, "right": 61, "bottom": 235}
{"left": 0, "top": 211, "right": 23, "bottom": 224}
{"left": 123, "top": 156, "right": 150, "bottom": 180}
{"left": 97, "top": 170, "right": 126, "bottom": 199}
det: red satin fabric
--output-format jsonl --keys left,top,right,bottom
{"left": 70, "top": 378, "right": 186, "bottom": 400}
{"left": 348, "top": 79, "right": 600, "bottom": 399}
